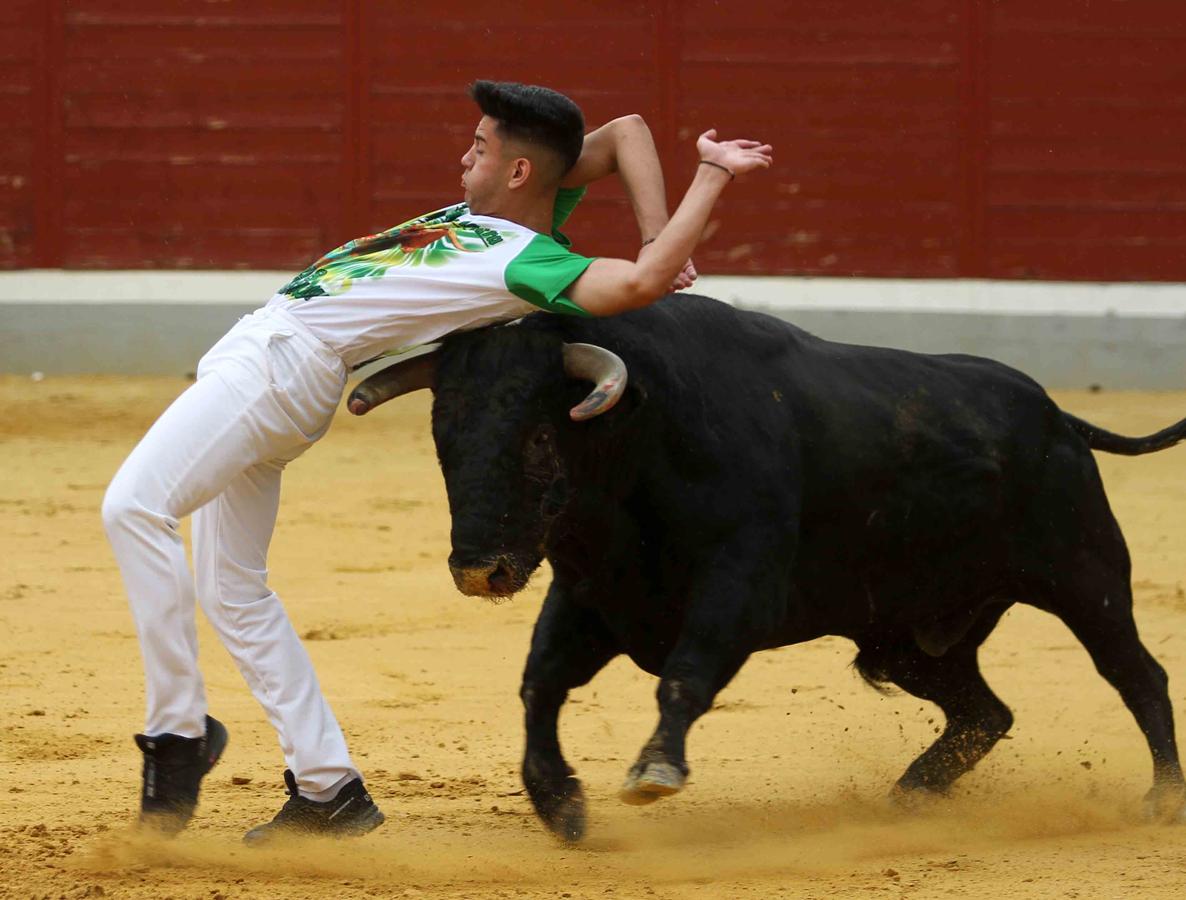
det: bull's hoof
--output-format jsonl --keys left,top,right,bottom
{"left": 528, "top": 777, "right": 587, "bottom": 843}
{"left": 1140, "top": 782, "right": 1186, "bottom": 824}
{"left": 619, "top": 761, "right": 686, "bottom": 806}
{"left": 887, "top": 781, "right": 947, "bottom": 812}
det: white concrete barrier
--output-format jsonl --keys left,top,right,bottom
{"left": 3, "top": 271, "right": 1186, "bottom": 388}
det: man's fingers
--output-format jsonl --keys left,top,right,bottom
{"left": 697, "top": 130, "right": 773, "bottom": 178}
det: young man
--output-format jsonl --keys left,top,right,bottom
{"left": 101, "top": 80, "right": 772, "bottom": 844}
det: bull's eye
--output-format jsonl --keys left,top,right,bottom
{"left": 524, "top": 424, "right": 557, "bottom": 478}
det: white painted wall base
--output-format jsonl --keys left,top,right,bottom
{"left": 3, "top": 271, "right": 1186, "bottom": 388}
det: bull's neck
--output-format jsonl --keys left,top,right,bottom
{"left": 546, "top": 485, "right": 640, "bottom": 575}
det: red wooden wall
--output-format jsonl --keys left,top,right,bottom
{"left": 3, "top": 0, "right": 1185, "bottom": 280}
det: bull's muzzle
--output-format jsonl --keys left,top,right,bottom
{"left": 449, "top": 556, "right": 526, "bottom": 598}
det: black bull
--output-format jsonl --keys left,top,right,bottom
{"left": 353, "top": 294, "right": 1186, "bottom": 842}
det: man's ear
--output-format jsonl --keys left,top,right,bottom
{"left": 507, "top": 156, "right": 533, "bottom": 190}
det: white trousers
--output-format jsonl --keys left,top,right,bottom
{"left": 102, "top": 306, "right": 358, "bottom": 795}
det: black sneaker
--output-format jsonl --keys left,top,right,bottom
{"left": 133, "top": 715, "right": 228, "bottom": 834}
{"left": 243, "top": 769, "right": 384, "bottom": 846}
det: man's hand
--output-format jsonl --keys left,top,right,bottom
{"left": 696, "top": 129, "right": 774, "bottom": 178}
{"left": 671, "top": 257, "right": 698, "bottom": 291}
{"left": 639, "top": 243, "right": 697, "bottom": 292}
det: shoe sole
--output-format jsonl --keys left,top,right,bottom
{"left": 352, "top": 806, "right": 385, "bottom": 836}
{"left": 242, "top": 805, "right": 386, "bottom": 847}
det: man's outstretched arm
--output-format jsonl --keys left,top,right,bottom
{"left": 567, "top": 129, "right": 772, "bottom": 317}
{"left": 562, "top": 115, "right": 696, "bottom": 291}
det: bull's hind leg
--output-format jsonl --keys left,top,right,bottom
{"left": 1044, "top": 555, "right": 1185, "bottom": 820}
{"left": 520, "top": 584, "right": 618, "bottom": 842}
{"left": 857, "top": 605, "right": 1014, "bottom": 797}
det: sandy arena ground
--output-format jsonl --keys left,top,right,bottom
{"left": 3, "top": 374, "right": 1186, "bottom": 899}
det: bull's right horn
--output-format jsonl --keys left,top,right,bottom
{"left": 563, "top": 343, "right": 628, "bottom": 421}
{"left": 347, "top": 347, "right": 438, "bottom": 416}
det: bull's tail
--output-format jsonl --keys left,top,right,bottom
{"left": 1064, "top": 411, "right": 1186, "bottom": 456}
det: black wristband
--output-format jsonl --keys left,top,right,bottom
{"left": 699, "top": 159, "right": 735, "bottom": 180}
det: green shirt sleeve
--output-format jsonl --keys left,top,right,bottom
{"left": 505, "top": 233, "right": 595, "bottom": 317}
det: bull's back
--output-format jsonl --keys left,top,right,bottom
{"left": 545, "top": 293, "right": 1057, "bottom": 474}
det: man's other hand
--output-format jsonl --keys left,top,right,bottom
{"left": 671, "top": 257, "right": 698, "bottom": 291}
{"left": 639, "top": 243, "right": 697, "bottom": 292}
{"left": 696, "top": 129, "right": 773, "bottom": 178}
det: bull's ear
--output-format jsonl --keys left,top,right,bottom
{"left": 577, "top": 380, "right": 646, "bottom": 426}
{"left": 614, "top": 381, "right": 647, "bottom": 420}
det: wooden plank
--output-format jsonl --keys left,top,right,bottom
{"left": 0, "top": 228, "right": 35, "bottom": 269}
{"left": 65, "top": 0, "right": 339, "bottom": 27}
{"left": 992, "top": 0, "right": 1186, "bottom": 37}
{"left": 989, "top": 171, "right": 1186, "bottom": 206}
{"left": 988, "top": 206, "right": 1186, "bottom": 241}
{"left": 679, "top": 62, "right": 961, "bottom": 103}
{"left": 63, "top": 129, "right": 340, "bottom": 163}
{"left": 0, "top": 94, "right": 33, "bottom": 129}
{"left": 992, "top": 136, "right": 1186, "bottom": 174}
{"left": 32, "top": 0, "right": 63, "bottom": 267}
{"left": 62, "top": 24, "right": 341, "bottom": 59}
{"left": 59, "top": 59, "right": 343, "bottom": 94}
{"left": 987, "top": 239, "right": 1186, "bottom": 282}
{"left": 957, "top": 0, "right": 990, "bottom": 276}
{"left": 62, "top": 167, "right": 341, "bottom": 229}
{"left": 684, "top": 33, "right": 959, "bottom": 65}
{"left": 0, "top": 61, "right": 36, "bottom": 94}
{"left": 0, "top": 0, "right": 39, "bottom": 27}
{"left": 63, "top": 93, "right": 342, "bottom": 131}
{"left": 0, "top": 195, "right": 31, "bottom": 228}
{"left": 992, "top": 98, "right": 1186, "bottom": 142}
{"left": 367, "top": 93, "right": 662, "bottom": 134}
{"left": 0, "top": 25, "right": 38, "bottom": 59}
{"left": 679, "top": 97, "right": 959, "bottom": 134}
{"left": 989, "top": 54, "right": 1186, "bottom": 99}
{"left": 344, "top": 0, "right": 369, "bottom": 243}
{"left": 370, "top": 65, "right": 655, "bottom": 96}
{"left": 681, "top": 0, "right": 961, "bottom": 32}
{"left": 0, "top": 5, "right": 36, "bottom": 269}
{"left": 655, "top": 0, "right": 678, "bottom": 217}
{"left": 691, "top": 238, "right": 960, "bottom": 277}
{"left": 0, "top": 133, "right": 34, "bottom": 164}
{"left": 370, "top": 22, "right": 648, "bottom": 62}
{"left": 368, "top": 0, "right": 650, "bottom": 25}
{"left": 981, "top": 2, "right": 1186, "bottom": 280}
{"left": 59, "top": 226, "right": 327, "bottom": 269}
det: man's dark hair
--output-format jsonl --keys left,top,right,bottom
{"left": 468, "top": 80, "right": 585, "bottom": 177}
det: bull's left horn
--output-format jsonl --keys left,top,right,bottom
{"left": 563, "top": 343, "right": 628, "bottom": 421}
{"left": 347, "top": 348, "right": 438, "bottom": 416}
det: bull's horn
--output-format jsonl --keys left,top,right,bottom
{"left": 563, "top": 343, "right": 628, "bottom": 421}
{"left": 347, "top": 347, "right": 438, "bottom": 416}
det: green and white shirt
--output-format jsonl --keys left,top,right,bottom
{"left": 266, "top": 187, "right": 595, "bottom": 369}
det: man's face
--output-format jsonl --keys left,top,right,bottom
{"left": 460, "top": 115, "right": 511, "bottom": 213}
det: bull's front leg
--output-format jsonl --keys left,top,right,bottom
{"left": 620, "top": 549, "right": 770, "bottom": 805}
{"left": 521, "top": 583, "right": 618, "bottom": 842}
